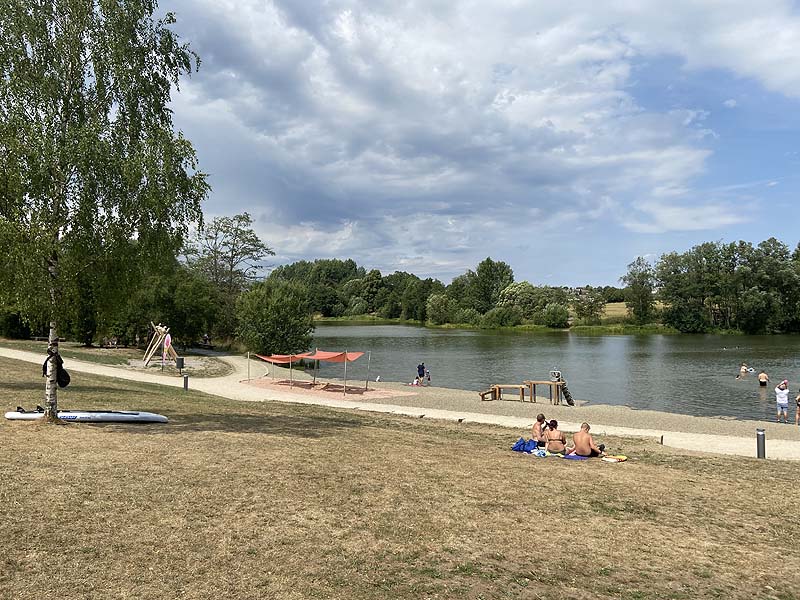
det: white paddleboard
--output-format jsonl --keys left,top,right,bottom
{"left": 5, "top": 410, "right": 168, "bottom": 423}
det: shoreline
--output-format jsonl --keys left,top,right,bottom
{"left": 263, "top": 366, "right": 800, "bottom": 441}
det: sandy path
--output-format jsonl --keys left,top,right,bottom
{"left": 3, "top": 347, "right": 800, "bottom": 460}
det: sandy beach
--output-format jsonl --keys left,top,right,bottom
{"left": 250, "top": 365, "right": 800, "bottom": 440}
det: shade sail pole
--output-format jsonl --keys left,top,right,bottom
{"left": 365, "top": 351, "right": 371, "bottom": 390}
{"left": 290, "top": 356, "right": 293, "bottom": 387}
{"left": 313, "top": 348, "right": 318, "bottom": 386}
{"left": 343, "top": 350, "right": 347, "bottom": 396}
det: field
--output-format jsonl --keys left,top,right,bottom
{"left": 2, "top": 355, "right": 799, "bottom": 599}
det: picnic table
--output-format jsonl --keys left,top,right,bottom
{"left": 523, "top": 380, "right": 564, "bottom": 405}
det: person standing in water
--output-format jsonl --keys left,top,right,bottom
{"left": 758, "top": 370, "right": 769, "bottom": 387}
{"left": 775, "top": 380, "right": 790, "bottom": 423}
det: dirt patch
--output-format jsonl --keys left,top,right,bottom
{"left": 244, "top": 377, "right": 417, "bottom": 400}
{"left": 126, "top": 355, "right": 234, "bottom": 378}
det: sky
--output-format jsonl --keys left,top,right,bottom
{"left": 166, "top": 0, "right": 800, "bottom": 286}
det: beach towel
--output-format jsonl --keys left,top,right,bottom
{"left": 601, "top": 455, "right": 628, "bottom": 463}
{"left": 563, "top": 454, "right": 589, "bottom": 460}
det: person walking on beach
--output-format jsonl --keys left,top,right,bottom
{"left": 758, "top": 370, "right": 769, "bottom": 387}
{"left": 775, "top": 380, "right": 790, "bottom": 423}
{"left": 417, "top": 362, "right": 425, "bottom": 383}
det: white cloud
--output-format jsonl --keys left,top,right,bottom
{"left": 165, "top": 0, "right": 800, "bottom": 280}
{"left": 623, "top": 199, "right": 752, "bottom": 234}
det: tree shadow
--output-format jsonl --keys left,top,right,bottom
{"left": 85, "top": 411, "right": 364, "bottom": 437}
{"left": 0, "top": 382, "right": 43, "bottom": 391}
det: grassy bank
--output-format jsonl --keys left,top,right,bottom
{"left": 2, "top": 356, "right": 799, "bottom": 599}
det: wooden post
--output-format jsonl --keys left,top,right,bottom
{"left": 365, "top": 351, "right": 371, "bottom": 390}
{"left": 343, "top": 350, "right": 348, "bottom": 396}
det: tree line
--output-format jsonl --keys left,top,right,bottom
{"left": 623, "top": 238, "right": 800, "bottom": 333}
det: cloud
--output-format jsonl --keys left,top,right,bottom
{"left": 623, "top": 199, "right": 751, "bottom": 234}
{"left": 165, "top": 0, "right": 800, "bottom": 280}
{"left": 723, "top": 98, "right": 738, "bottom": 108}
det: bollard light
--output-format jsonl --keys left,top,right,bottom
{"left": 756, "top": 428, "right": 766, "bottom": 459}
{"left": 183, "top": 374, "right": 189, "bottom": 391}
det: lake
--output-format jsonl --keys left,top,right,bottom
{"left": 312, "top": 323, "right": 800, "bottom": 421}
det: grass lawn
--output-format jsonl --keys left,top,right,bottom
{"left": 1, "top": 356, "right": 798, "bottom": 599}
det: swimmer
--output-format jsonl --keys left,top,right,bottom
{"left": 736, "top": 362, "right": 748, "bottom": 379}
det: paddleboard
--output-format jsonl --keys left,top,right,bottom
{"left": 5, "top": 410, "right": 168, "bottom": 423}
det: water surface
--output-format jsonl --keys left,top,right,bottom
{"left": 312, "top": 323, "right": 800, "bottom": 421}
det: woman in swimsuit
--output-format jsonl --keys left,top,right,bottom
{"left": 544, "top": 419, "right": 568, "bottom": 454}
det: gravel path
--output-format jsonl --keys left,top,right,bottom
{"left": 4, "top": 347, "right": 800, "bottom": 460}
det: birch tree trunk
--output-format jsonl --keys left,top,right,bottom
{"left": 45, "top": 321, "right": 59, "bottom": 422}
{"left": 44, "top": 246, "right": 60, "bottom": 422}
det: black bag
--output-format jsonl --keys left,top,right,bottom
{"left": 57, "top": 363, "right": 70, "bottom": 388}
{"left": 42, "top": 351, "right": 70, "bottom": 388}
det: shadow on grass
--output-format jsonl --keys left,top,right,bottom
{"left": 0, "top": 381, "right": 44, "bottom": 391}
{"left": 89, "top": 411, "right": 364, "bottom": 438}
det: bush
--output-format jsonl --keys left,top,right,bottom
{"left": 453, "top": 307, "right": 481, "bottom": 326}
{"left": 662, "top": 302, "right": 709, "bottom": 333}
{"left": 0, "top": 309, "right": 31, "bottom": 339}
{"left": 540, "top": 303, "right": 570, "bottom": 328}
{"left": 426, "top": 294, "right": 456, "bottom": 325}
{"left": 480, "top": 306, "right": 523, "bottom": 328}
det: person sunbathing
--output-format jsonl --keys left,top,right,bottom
{"left": 543, "top": 420, "right": 568, "bottom": 454}
{"left": 568, "top": 422, "right": 606, "bottom": 457}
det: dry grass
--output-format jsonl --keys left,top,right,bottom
{"left": 1, "top": 356, "right": 798, "bottom": 600}
{"left": 602, "top": 302, "right": 629, "bottom": 319}
{"left": 0, "top": 338, "right": 233, "bottom": 377}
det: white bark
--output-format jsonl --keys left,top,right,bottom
{"left": 45, "top": 321, "right": 59, "bottom": 421}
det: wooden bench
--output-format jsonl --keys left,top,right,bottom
{"left": 492, "top": 384, "right": 527, "bottom": 401}
{"left": 478, "top": 388, "right": 497, "bottom": 401}
{"left": 523, "top": 380, "right": 564, "bottom": 405}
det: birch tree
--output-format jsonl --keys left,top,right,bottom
{"left": 0, "top": 1, "right": 208, "bottom": 420}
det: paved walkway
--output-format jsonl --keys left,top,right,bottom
{"left": 4, "top": 347, "right": 800, "bottom": 461}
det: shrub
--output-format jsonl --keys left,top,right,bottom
{"left": 540, "top": 303, "right": 570, "bottom": 328}
{"left": 480, "top": 306, "right": 523, "bottom": 328}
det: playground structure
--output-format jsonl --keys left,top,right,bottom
{"left": 479, "top": 370, "right": 575, "bottom": 405}
{"left": 143, "top": 322, "right": 180, "bottom": 367}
